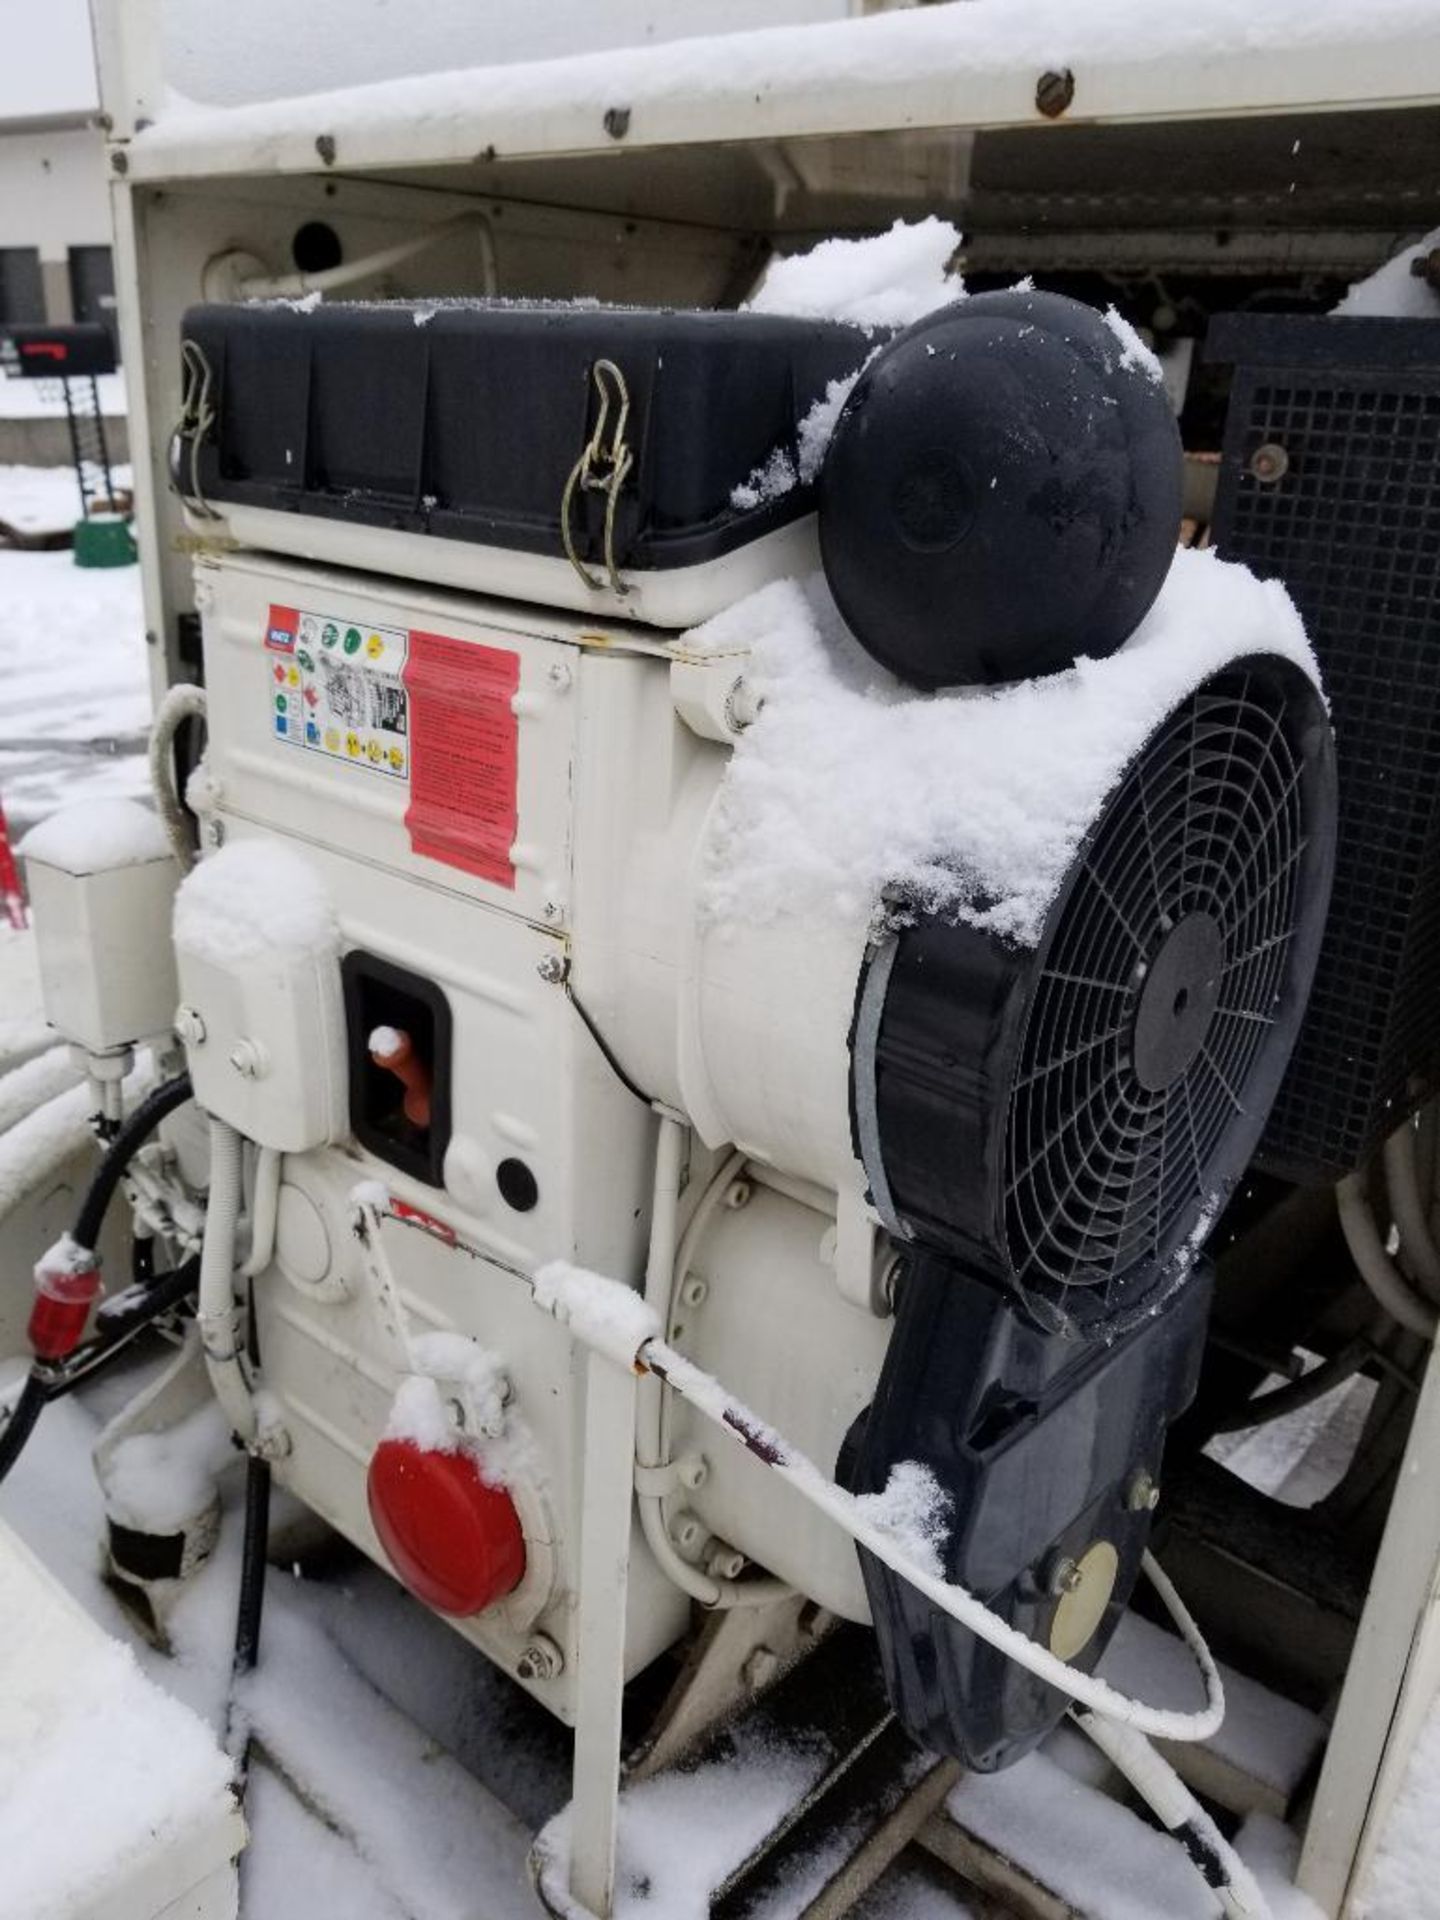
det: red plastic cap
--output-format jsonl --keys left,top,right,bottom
{"left": 367, "top": 1438, "right": 525, "bottom": 1616}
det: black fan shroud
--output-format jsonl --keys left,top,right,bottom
{"left": 852, "top": 654, "right": 1336, "bottom": 1331}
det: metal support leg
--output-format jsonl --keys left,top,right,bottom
{"left": 569, "top": 1349, "right": 637, "bottom": 1919}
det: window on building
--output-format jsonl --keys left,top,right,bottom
{"left": 68, "top": 246, "right": 118, "bottom": 356}
{"left": 0, "top": 248, "right": 45, "bottom": 325}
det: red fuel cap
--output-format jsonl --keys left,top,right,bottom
{"left": 367, "top": 1438, "right": 526, "bottom": 1616}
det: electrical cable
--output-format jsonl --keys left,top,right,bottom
{"left": 148, "top": 684, "right": 207, "bottom": 871}
{"left": 73, "top": 1072, "right": 194, "bottom": 1251}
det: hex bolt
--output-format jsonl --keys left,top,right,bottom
{"left": 1127, "top": 1470, "right": 1161, "bottom": 1513}
{"left": 516, "top": 1636, "right": 564, "bottom": 1682}
{"left": 536, "top": 952, "right": 569, "bottom": 984}
{"left": 680, "top": 1275, "right": 709, "bottom": 1308}
{"left": 1050, "top": 1556, "right": 1084, "bottom": 1597}
{"left": 742, "top": 1646, "right": 780, "bottom": 1692}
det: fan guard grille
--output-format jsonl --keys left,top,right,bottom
{"left": 1004, "top": 662, "right": 1317, "bottom": 1325}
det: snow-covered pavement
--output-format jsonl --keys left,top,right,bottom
{"left": 0, "top": 465, "right": 151, "bottom": 840}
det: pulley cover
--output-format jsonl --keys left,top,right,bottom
{"left": 818, "top": 289, "right": 1183, "bottom": 688}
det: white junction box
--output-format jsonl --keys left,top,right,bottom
{"left": 21, "top": 799, "right": 180, "bottom": 1055}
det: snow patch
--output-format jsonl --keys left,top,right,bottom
{"left": 99, "top": 1401, "right": 234, "bottom": 1534}
{"left": 693, "top": 549, "right": 1319, "bottom": 947}
{"left": 34, "top": 1230, "right": 95, "bottom": 1282}
{"left": 746, "top": 217, "right": 963, "bottom": 329}
{"left": 532, "top": 1261, "right": 659, "bottom": 1367}
{"left": 174, "top": 837, "right": 339, "bottom": 967}
{"left": 368, "top": 1024, "right": 403, "bottom": 1057}
{"left": 1335, "top": 226, "right": 1440, "bottom": 318}
{"left": 20, "top": 797, "right": 170, "bottom": 874}
{"left": 854, "top": 1460, "right": 951, "bottom": 1580}
{"left": 1103, "top": 304, "right": 1164, "bottom": 383}
{"left": 384, "top": 1375, "right": 460, "bottom": 1453}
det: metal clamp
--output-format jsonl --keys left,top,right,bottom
{"left": 560, "top": 357, "right": 634, "bottom": 597}
{"left": 168, "top": 339, "right": 220, "bottom": 520}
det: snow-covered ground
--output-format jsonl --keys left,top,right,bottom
{"left": 0, "top": 465, "right": 151, "bottom": 840}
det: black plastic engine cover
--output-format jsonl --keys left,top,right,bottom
{"left": 844, "top": 1252, "right": 1212, "bottom": 1772}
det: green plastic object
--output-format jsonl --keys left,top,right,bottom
{"left": 73, "top": 514, "right": 137, "bottom": 569}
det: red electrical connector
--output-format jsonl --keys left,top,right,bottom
{"left": 28, "top": 1238, "right": 102, "bottom": 1360}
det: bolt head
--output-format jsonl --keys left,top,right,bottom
{"left": 1127, "top": 1470, "right": 1161, "bottom": 1513}
{"left": 1050, "top": 1556, "right": 1084, "bottom": 1596}
{"left": 536, "top": 952, "right": 569, "bottom": 984}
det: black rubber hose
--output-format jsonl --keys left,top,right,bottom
{"left": 0, "top": 1375, "right": 47, "bottom": 1485}
{"left": 72, "top": 1072, "right": 194, "bottom": 1254}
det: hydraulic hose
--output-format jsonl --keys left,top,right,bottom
{"left": 0, "top": 1075, "right": 195, "bottom": 1487}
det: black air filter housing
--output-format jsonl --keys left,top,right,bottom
{"left": 1209, "top": 313, "right": 1440, "bottom": 1182}
{"left": 852, "top": 654, "right": 1335, "bottom": 1333}
{"left": 818, "top": 289, "right": 1183, "bottom": 688}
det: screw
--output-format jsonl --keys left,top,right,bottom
{"left": 1127, "top": 1470, "right": 1161, "bottom": 1513}
{"left": 680, "top": 1275, "right": 708, "bottom": 1308}
{"left": 543, "top": 899, "right": 562, "bottom": 921}
{"left": 175, "top": 1005, "right": 207, "bottom": 1047}
{"left": 516, "top": 1637, "right": 564, "bottom": 1682}
{"left": 315, "top": 133, "right": 337, "bottom": 165}
{"left": 228, "top": 1039, "right": 266, "bottom": 1079}
{"left": 1050, "top": 1556, "right": 1084, "bottom": 1596}
{"left": 110, "top": 149, "right": 129, "bottom": 174}
{"left": 603, "top": 106, "right": 631, "bottom": 140}
{"left": 536, "top": 952, "right": 569, "bottom": 984}
{"left": 1035, "top": 68, "right": 1075, "bottom": 118}
{"left": 547, "top": 662, "right": 572, "bottom": 690}
{"left": 1249, "top": 442, "right": 1289, "bottom": 485}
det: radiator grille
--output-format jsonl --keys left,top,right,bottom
{"left": 1209, "top": 313, "right": 1440, "bottom": 1181}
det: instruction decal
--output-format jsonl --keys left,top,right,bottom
{"left": 265, "top": 605, "right": 410, "bottom": 779}
{"left": 403, "top": 630, "right": 519, "bottom": 889}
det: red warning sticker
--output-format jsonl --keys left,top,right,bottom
{"left": 403, "top": 631, "right": 519, "bottom": 889}
{"left": 265, "top": 603, "right": 299, "bottom": 653}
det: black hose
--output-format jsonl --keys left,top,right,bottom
{"left": 73, "top": 1071, "right": 193, "bottom": 1252}
{"left": 232, "top": 1454, "right": 272, "bottom": 1678}
{"left": 0, "top": 1375, "right": 47, "bottom": 1485}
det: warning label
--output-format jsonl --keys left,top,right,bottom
{"left": 265, "top": 604, "right": 410, "bottom": 780}
{"left": 404, "top": 630, "right": 519, "bottom": 889}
